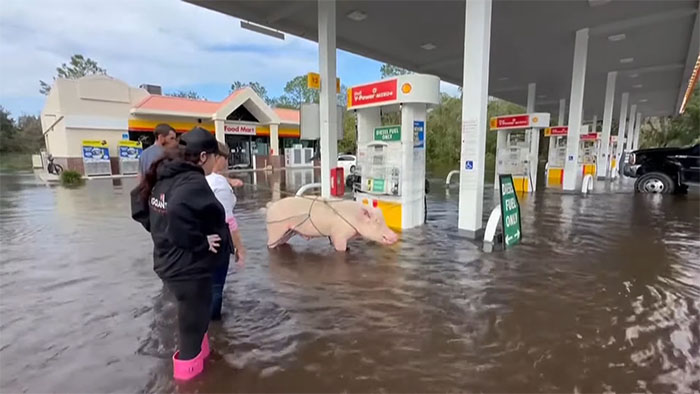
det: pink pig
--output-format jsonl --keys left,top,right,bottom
{"left": 266, "top": 197, "right": 399, "bottom": 251}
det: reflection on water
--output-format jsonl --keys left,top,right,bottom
{"left": 1, "top": 171, "right": 699, "bottom": 393}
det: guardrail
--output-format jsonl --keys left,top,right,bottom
{"left": 296, "top": 182, "right": 322, "bottom": 196}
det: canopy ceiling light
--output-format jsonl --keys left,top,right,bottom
{"left": 240, "top": 21, "right": 285, "bottom": 40}
{"left": 607, "top": 33, "right": 626, "bottom": 42}
{"left": 347, "top": 10, "right": 367, "bottom": 22}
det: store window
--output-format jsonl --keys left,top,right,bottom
{"left": 254, "top": 138, "right": 269, "bottom": 156}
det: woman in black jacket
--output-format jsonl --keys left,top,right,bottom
{"left": 131, "top": 127, "right": 231, "bottom": 381}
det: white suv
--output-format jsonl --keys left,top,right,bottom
{"left": 337, "top": 154, "right": 357, "bottom": 178}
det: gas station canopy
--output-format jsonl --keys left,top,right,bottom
{"left": 186, "top": 0, "right": 699, "bottom": 119}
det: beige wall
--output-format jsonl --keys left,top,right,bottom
{"left": 41, "top": 75, "right": 149, "bottom": 158}
{"left": 64, "top": 128, "right": 128, "bottom": 158}
{"left": 45, "top": 122, "right": 68, "bottom": 156}
{"left": 52, "top": 76, "right": 148, "bottom": 117}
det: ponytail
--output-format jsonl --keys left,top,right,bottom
{"left": 136, "top": 146, "right": 202, "bottom": 202}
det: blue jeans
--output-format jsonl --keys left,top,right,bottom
{"left": 210, "top": 258, "right": 230, "bottom": 320}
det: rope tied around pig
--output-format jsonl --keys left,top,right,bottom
{"left": 266, "top": 197, "right": 360, "bottom": 248}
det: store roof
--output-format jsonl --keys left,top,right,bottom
{"left": 131, "top": 88, "right": 299, "bottom": 124}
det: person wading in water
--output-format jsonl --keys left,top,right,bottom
{"left": 131, "top": 127, "right": 232, "bottom": 380}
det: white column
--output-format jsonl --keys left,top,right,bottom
{"left": 598, "top": 71, "right": 616, "bottom": 179}
{"left": 318, "top": 0, "right": 337, "bottom": 199}
{"left": 494, "top": 129, "right": 506, "bottom": 189}
{"left": 526, "top": 83, "right": 539, "bottom": 192}
{"left": 613, "top": 92, "right": 629, "bottom": 178}
{"left": 214, "top": 119, "right": 225, "bottom": 144}
{"left": 633, "top": 112, "right": 642, "bottom": 150}
{"left": 400, "top": 103, "right": 427, "bottom": 228}
{"left": 592, "top": 115, "right": 598, "bottom": 132}
{"left": 562, "top": 28, "right": 589, "bottom": 191}
{"left": 457, "top": 0, "right": 492, "bottom": 238}
{"left": 626, "top": 104, "right": 637, "bottom": 153}
{"left": 269, "top": 124, "right": 279, "bottom": 156}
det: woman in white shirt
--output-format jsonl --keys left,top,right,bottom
{"left": 206, "top": 142, "right": 246, "bottom": 320}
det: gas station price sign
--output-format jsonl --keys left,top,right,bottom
{"left": 374, "top": 125, "right": 401, "bottom": 141}
{"left": 499, "top": 175, "right": 522, "bottom": 248}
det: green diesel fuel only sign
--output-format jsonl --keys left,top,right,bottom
{"left": 499, "top": 174, "right": 522, "bottom": 248}
{"left": 374, "top": 125, "right": 401, "bottom": 141}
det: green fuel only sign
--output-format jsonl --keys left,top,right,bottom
{"left": 374, "top": 125, "right": 401, "bottom": 141}
{"left": 499, "top": 174, "right": 522, "bottom": 248}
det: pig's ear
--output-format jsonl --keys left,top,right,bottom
{"left": 360, "top": 206, "right": 372, "bottom": 221}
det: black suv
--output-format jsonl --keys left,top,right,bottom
{"left": 624, "top": 144, "right": 700, "bottom": 193}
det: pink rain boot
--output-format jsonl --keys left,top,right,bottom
{"left": 201, "top": 333, "right": 210, "bottom": 359}
{"left": 172, "top": 351, "right": 204, "bottom": 381}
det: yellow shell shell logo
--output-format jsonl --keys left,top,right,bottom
{"left": 532, "top": 116, "right": 539, "bottom": 123}
{"left": 490, "top": 118, "right": 497, "bottom": 129}
{"left": 401, "top": 83, "right": 412, "bottom": 94}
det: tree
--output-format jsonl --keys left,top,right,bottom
{"left": 0, "top": 107, "right": 18, "bottom": 153}
{"left": 39, "top": 54, "right": 107, "bottom": 95}
{"left": 338, "top": 108, "right": 357, "bottom": 154}
{"left": 277, "top": 75, "right": 319, "bottom": 108}
{"left": 231, "top": 81, "right": 271, "bottom": 104}
{"left": 166, "top": 90, "right": 206, "bottom": 100}
{"left": 380, "top": 63, "right": 410, "bottom": 79}
{"left": 0, "top": 108, "right": 44, "bottom": 154}
{"left": 639, "top": 86, "right": 700, "bottom": 148}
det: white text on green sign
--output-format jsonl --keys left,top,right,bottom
{"left": 374, "top": 126, "right": 401, "bottom": 141}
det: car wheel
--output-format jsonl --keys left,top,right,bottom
{"left": 349, "top": 165, "right": 356, "bottom": 174}
{"left": 634, "top": 172, "right": 675, "bottom": 194}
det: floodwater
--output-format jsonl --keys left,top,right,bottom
{"left": 1, "top": 170, "right": 699, "bottom": 393}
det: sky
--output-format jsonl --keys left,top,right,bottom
{"left": 0, "top": 0, "right": 459, "bottom": 118}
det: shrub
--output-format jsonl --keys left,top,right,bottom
{"left": 60, "top": 170, "right": 84, "bottom": 187}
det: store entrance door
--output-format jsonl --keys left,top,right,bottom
{"left": 225, "top": 136, "right": 252, "bottom": 169}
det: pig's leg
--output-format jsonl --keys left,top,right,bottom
{"left": 268, "top": 223, "right": 294, "bottom": 248}
{"left": 330, "top": 234, "right": 348, "bottom": 252}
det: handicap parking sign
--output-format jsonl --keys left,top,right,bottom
{"left": 465, "top": 160, "right": 474, "bottom": 170}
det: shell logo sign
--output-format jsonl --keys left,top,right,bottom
{"left": 401, "top": 83, "right": 412, "bottom": 94}
{"left": 489, "top": 113, "right": 551, "bottom": 130}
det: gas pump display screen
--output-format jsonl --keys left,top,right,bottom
{"left": 373, "top": 156, "right": 384, "bottom": 165}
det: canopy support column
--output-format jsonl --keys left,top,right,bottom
{"left": 318, "top": 0, "right": 337, "bottom": 198}
{"left": 598, "top": 71, "right": 616, "bottom": 179}
{"left": 563, "top": 28, "right": 589, "bottom": 191}
{"left": 458, "top": 0, "right": 493, "bottom": 238}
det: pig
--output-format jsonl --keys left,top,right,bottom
{"left": 266, "top": 197, "right": 399, "bottom": 251}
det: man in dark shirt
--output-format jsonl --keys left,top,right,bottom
{"left": 138, "top": 123, "right": 178, "bottom": 178}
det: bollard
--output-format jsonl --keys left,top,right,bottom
{"left": 482, "top": 204, "right": 502, "bottom": 253}
{"left": 581, "top": 174, "right": 594, "bottom": 194}
{"left": 445, "top": 170, "right": 460, "bottom": 187}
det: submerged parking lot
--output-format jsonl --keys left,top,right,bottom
{"left": 0, "top": 171, "right": 698, "bottom": 393}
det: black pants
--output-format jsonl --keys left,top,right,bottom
{"left": 211, "top": 258, "right": 230, "bottom": 320}
{"left": 165, "top": 278, "right": 212, "bottom": 360}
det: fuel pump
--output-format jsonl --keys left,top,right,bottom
{"left": 579, "top": 130, "right": 599, "bottom": 177}
{"left": 347, "top": 74, "right": 440, "bottom": 230}
{"left": 491, "top": 113, "right": 551, "bottom": 192}
{"left": 544, "top": 125, "right": 595, "bottom": 187}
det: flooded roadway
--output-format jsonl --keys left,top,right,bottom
{"left": 1, "top": 170, "right": 699, "bottom": 393}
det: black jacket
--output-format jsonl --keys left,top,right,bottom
{"left": 131, "top": 159, "right": 231, "bottom": 281}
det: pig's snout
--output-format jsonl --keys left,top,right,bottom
{"left": 382, "top": 230, "right": 399, "bottom": 245}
